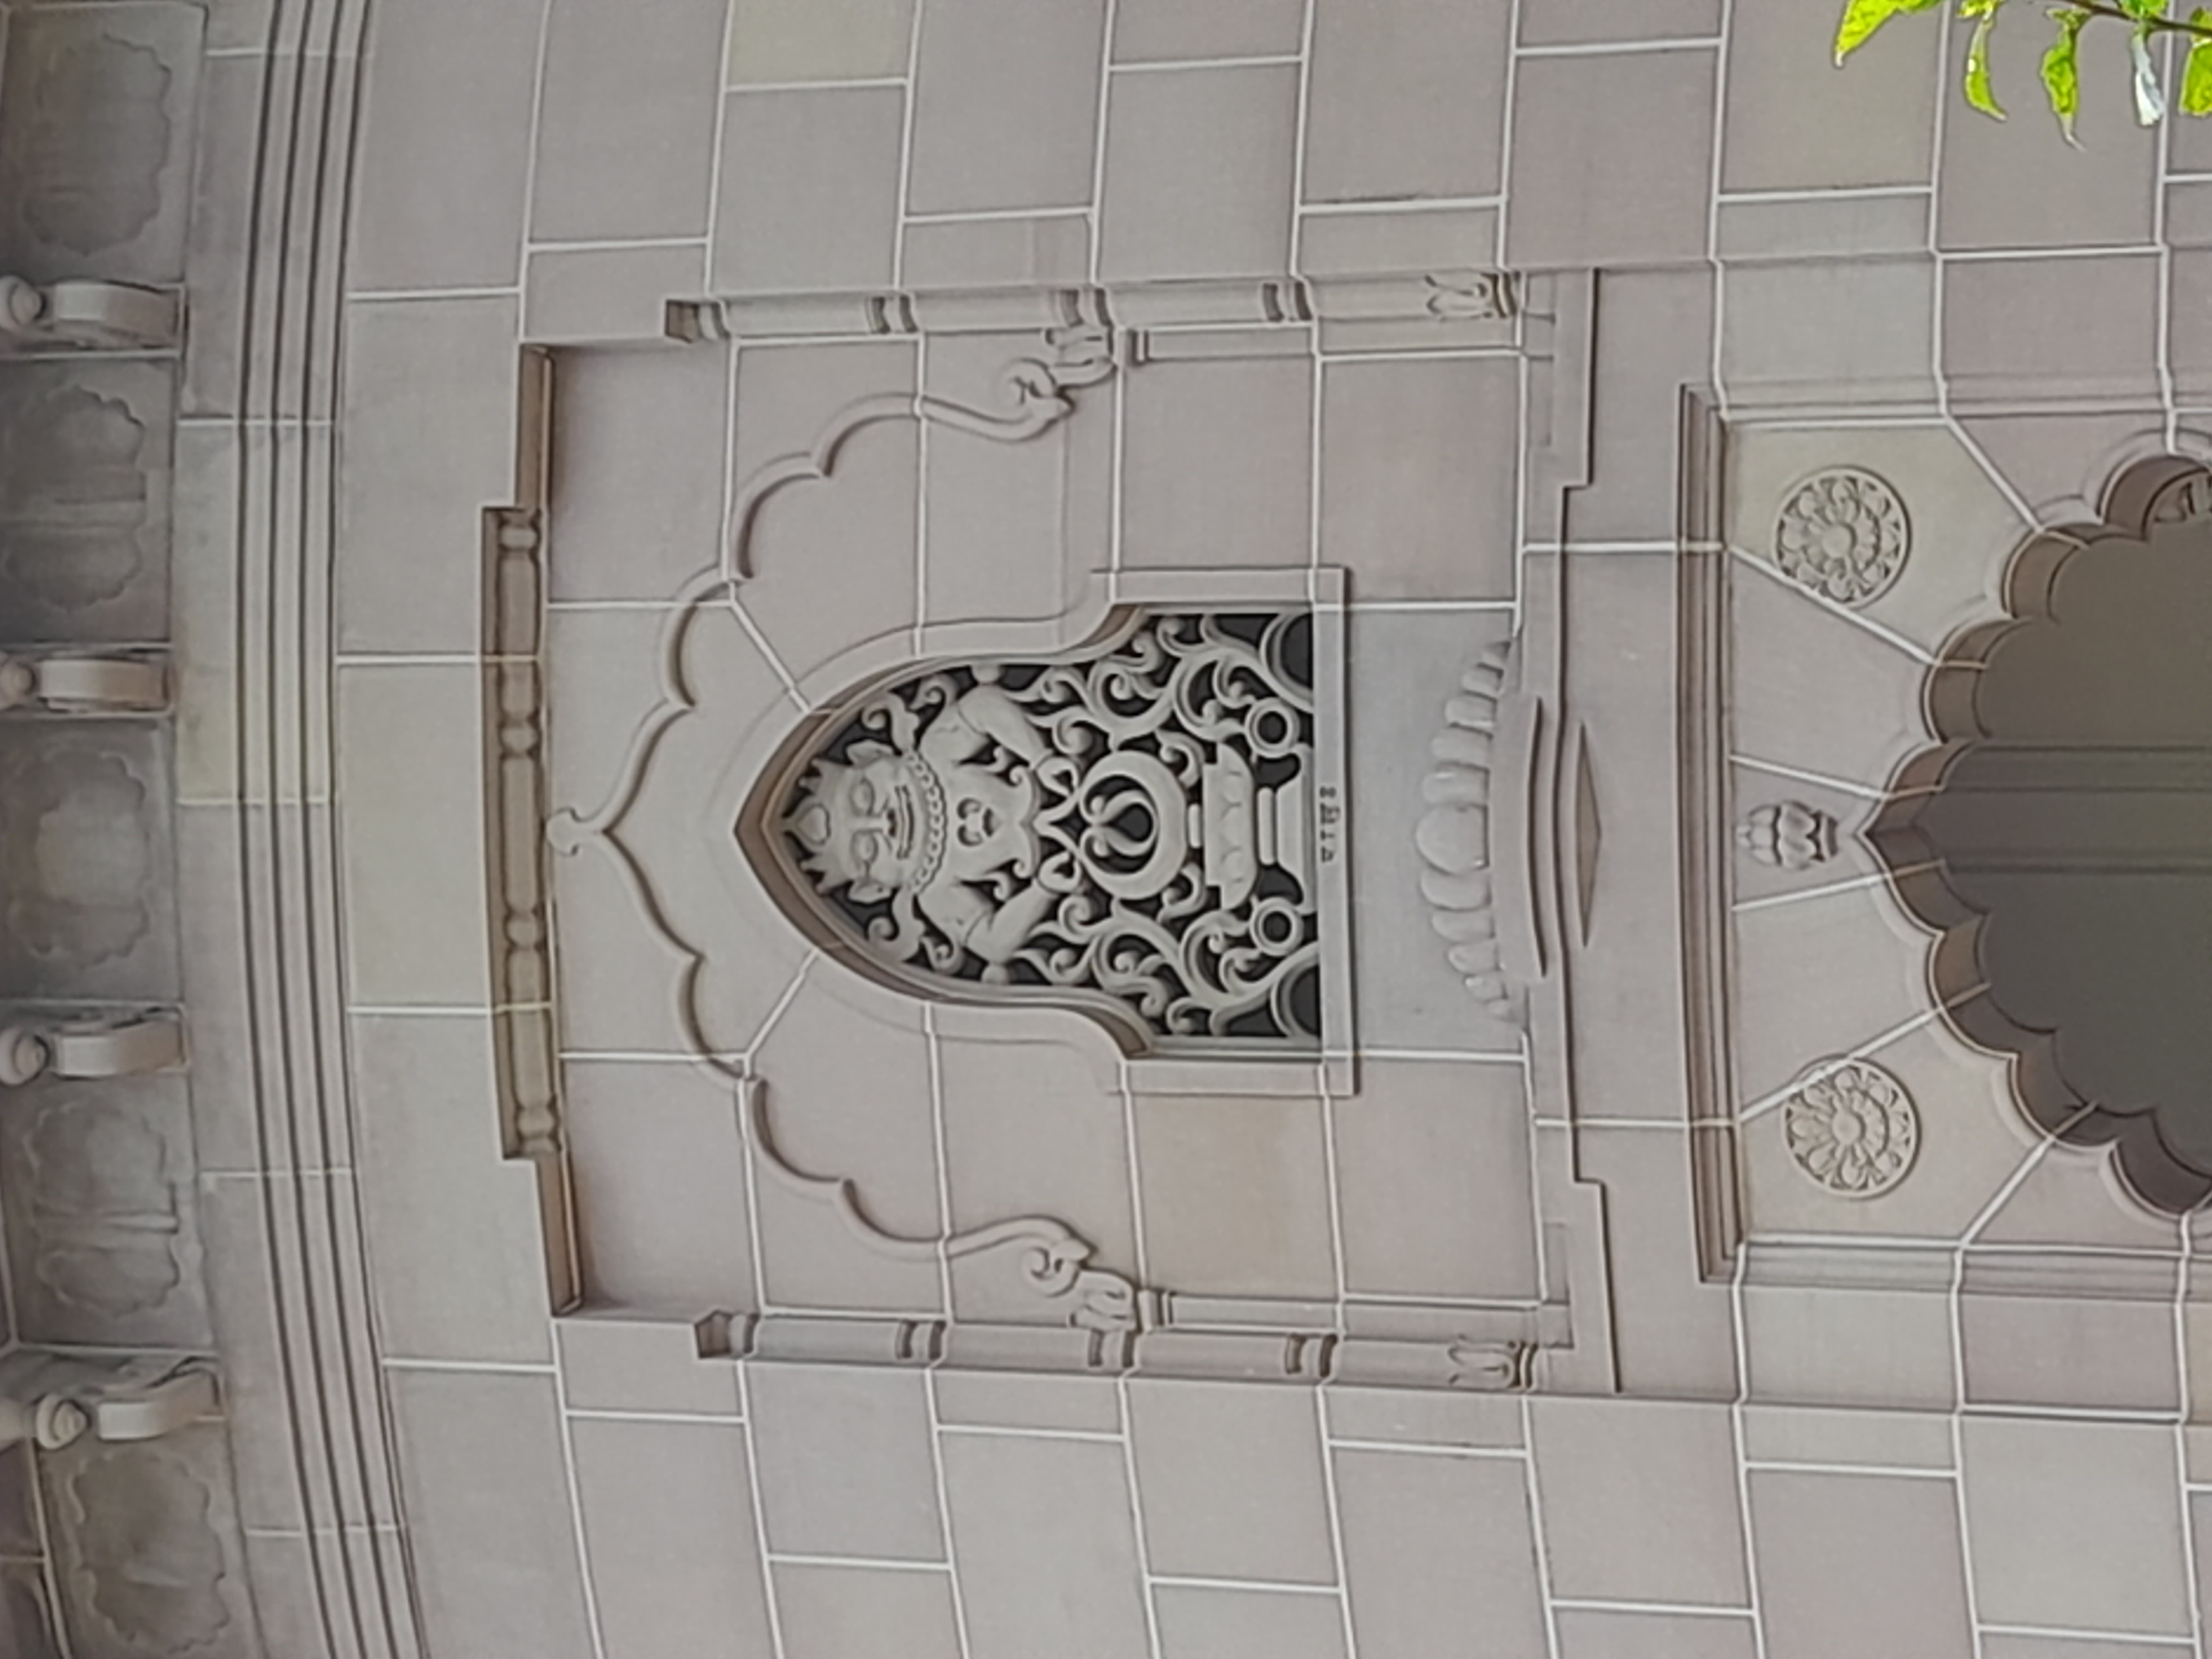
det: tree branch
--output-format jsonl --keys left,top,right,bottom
{"left": 2063, "top": 1, "right": 2212, "bottom": 41}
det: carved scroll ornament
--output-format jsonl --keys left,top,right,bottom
{"left": 725, "top": 326, "right": 1113, "bottom": 580}
{"left": 743, "top": 1084, "right": 1137, "bottom": 1337}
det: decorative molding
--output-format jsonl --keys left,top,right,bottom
{"left": 0, "top": 276, "right": 180, "bottom": 351}
{"left": 483, "top": 352, "right": 580, "bottom": 1326}
{"left": 1676, "top": 389, "right": 1745, "bottom": 1282}
{"left": 1780, "top": 1058, "right": 1921, "bottom": 1199}
{"left": 483, "top": 504, "right": 559, "bottom": 1160}
{"left": 669, "top": 270, "right": 1520, "bottom": 349}
{"left": 724, "top": 326, "right": 1113, "bottom": 580}
{"left": 1738, "top": 800, "right": 1837, "bottom": 871}
{"left": 1415, "top": 641, "right": 1536, "bottom": 1025}
{"left": 0, "top": 1012, "right": 184, "bottom": 1084}
{"left": 1770, "top": 466, "right": 1910, "bottom": 607}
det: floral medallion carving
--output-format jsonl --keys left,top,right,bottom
{"left": 1782, "top": 1058, "right": 1920, "bottom": 1198}
{"left": 1772, "top": 467, "right": 1910, "bottom": 606}
{"left": 779, "top": 612, "right": 1327, "bottom": 1048}
{"left": 1738, "top": 801, "right": 1837, "bottom": 872}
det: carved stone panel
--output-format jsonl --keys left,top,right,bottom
{"left": 41, "top": 1424, "right": 254, "bottom": 1659}
{"left": 0, "top": 362, "right": 174, "bottom": 645}
{"left": 0, "top": 4, "right": 206, "bottom": 285}
{"left": 0, "top": 1078, "right": 208, "bottom": 1350}
{"left": 0, "top": 723, "right": 177, "bottom": 1001}
{"left": 759, "top": 610, "right": 1338, "bottom": 1054}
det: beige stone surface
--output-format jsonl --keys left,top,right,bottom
{"left": 66, "top": 4, "right": 2212, "bottom": 1657}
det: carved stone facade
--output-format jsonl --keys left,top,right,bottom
{"left": 22, "top": 3, "right": 2212, "bottom": 1658}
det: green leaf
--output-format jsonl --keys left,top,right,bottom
{"left": 1836, "top": 0, "right": 1944, "bottom": 62}
{"left": 2042, "top": 7, "right": 2089, "bottom": 143}
{"left": 2185, "top": 13, "right": 2212, "bottom": 114}
{"left": 2120, "top": 0, "right": 2168, "bottom": 16}
{"left": 1967, "top": 7, "right": 2007, "bottom": 116}
{"left": 2133, "top": 21, "right": 2168, "bottom": 123}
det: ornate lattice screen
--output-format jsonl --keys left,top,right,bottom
{"left": 768, "top": 608, "right": 1340, "bottom": 1055}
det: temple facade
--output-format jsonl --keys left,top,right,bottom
{"left": 6, "top": 0, "right": 2212, "bottom": 1654}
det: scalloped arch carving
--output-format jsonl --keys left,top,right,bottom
{"left": 1871, "top": 458, "right": 2212, "bottom": 1213}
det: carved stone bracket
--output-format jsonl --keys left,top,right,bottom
{"left": 0, "top": 651, "right": 168, "bottom": 714}
{"left": 0, "top": 276, "right": 180, "bottom": 351}
{"left": 0, "top": 1353, "right": 216, "bottom": 1451}
{"left": 0, "top": 1011, "right": 184, "bottom": 1085}
{"left": 723, "top": 326, "right": 1115, "bottom": 580}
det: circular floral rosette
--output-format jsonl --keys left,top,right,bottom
{"left": 1772, "top": 468, "right": 1910, "bottom": 607}
{"left": 1782, "top": 1057, "right": 1919, "bottom": 1198}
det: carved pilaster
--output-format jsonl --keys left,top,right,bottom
{"left": 483, "top": 349, "right": 580, "bottom": 1317}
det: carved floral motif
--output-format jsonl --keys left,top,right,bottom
{"left": 1782, "top": 1059, "right": 1920, "bottom": 1198}
{"left": 1772, "top": 468, "right": 1910, "bottom": 606}
{"left": 781, "top": 612, "right": 1326, "bottom": 1047}
{"left": 1738, "top": 801, "right": 1837, "bottom": 871}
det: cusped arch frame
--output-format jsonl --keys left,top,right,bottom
{"left": 1869, "top": 456, "right": 2212, "bottom": 1214}
{"left": 735, "top": 584, "right": 1354, "bottom": 1089}
{"left": 551, "top": 557, "right": 1357, "bottom": 1097}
